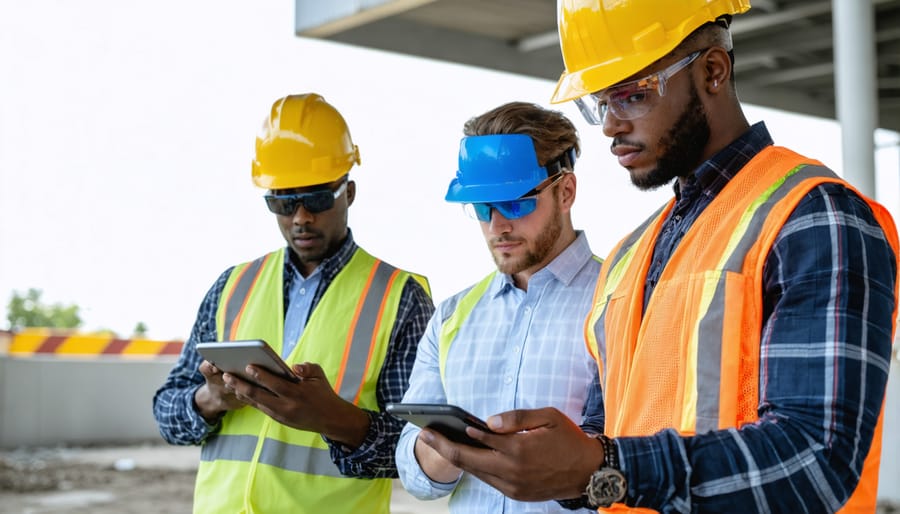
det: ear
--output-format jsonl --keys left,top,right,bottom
{"left": 558, "top": 173, "right": 577, "bottom": 213}
{"left": 346, "top": 180, "right": 356, "bottom": 207}
{"left": 702, "top": 47, "right": 731, "bottom": 95}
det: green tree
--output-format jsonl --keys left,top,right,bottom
{"left": 133, "top": 321, "right": 149, "bottom": 337}
{"left": 6, "top": 288, "right": 82, "bottom": 330}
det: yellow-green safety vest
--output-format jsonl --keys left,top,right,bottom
{"left": 194, "top": 247, "right": 427, "bottom": 514}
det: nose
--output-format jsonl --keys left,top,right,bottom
{"left": 602, "top": 111, "right": 630, "bottom": 138}
{"left": 487, "top": 208, "right": 512, "bottom": 234}
{"left": 291, "top": 204, "right": 315, "bottom": 224}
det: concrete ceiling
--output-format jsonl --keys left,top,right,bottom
{"left": 296, "top": 0, "right": 900, "bottom": 133}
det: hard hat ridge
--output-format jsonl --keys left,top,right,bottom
{"left": 251, "top": 93, "right": 361, "bottom": 190}
{"left": 445, "top": 134, "right": 570, "bottom": 204}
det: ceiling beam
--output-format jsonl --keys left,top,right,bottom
{"left": 295, "top": 0, "right": 437, "bottom": 38}
{"left": 517, "top": 30, "right": 558, "bottom": 53}
{"left": 730, "top": 1, "right": 832, "bottom": 35}
{"left": 745, "top": 62, "right": 835, "bottom": 87}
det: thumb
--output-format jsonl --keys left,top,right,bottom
{"left": 293, "top": 361, "right": 327, "bottom": 379}
{"left": 486, "top": 407, "right": 560, "bottom": 433}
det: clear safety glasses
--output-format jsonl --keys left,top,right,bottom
{"left": 575, "top": 49, "right": 704, "bottom": 125}
{"left": 463, "top": 172, "right": 566, "bottom": 222}
{"left": 264, "top": 180, "right": 347, "bottom": 216}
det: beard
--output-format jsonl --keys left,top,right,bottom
{"left": 632, "top": 82, "right": 710, "bottom": 191}
{"left": 491, "top": 194, "right": 563, "bottom": 275}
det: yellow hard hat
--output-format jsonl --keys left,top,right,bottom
{"left": 251, "top": 93, "right": 361, "bottom": 189}
{"left": 551, "top": 0, "right": 751, "bottom": 104}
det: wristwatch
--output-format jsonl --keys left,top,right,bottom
{"left": 584, "top": 434, "right": 627, "bottom": 509}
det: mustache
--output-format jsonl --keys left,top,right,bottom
{"left": 490, "top": 235, "right": 523, "bottom": 246}
{"left": 611, "top": 137, "right": 644, "bottom": 150}
{"left": 290, "top": 226, "right": 322, "bottom": 237}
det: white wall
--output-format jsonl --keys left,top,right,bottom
{"left": 0, "top": 356, "right": 172, "bottom": 448}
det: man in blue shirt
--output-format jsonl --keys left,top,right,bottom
{"left": 395, "top": 101, "right": 602, "bottom": 513}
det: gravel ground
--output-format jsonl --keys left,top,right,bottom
{"left": 2, "top": 444, "right": 898, "bottom": 513}
{"left": 0, "top": 446, "right": 195, "bottom": 514}
{"left": 0, "top": 443, "right": 449, "bottom": 514}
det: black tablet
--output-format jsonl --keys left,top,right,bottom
{"left": 386, "top": 403, "right": 494, "bottom": 448}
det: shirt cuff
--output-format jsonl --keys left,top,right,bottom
{"left": 615, "top": 430, "right": 690, "bottom": 510}
{"left": 396, "top": 423, "right": 460, "bottom": 500}
{"left": 322, "top": 409, "right": 390, "bottom": 477}
{"left": 189, "top": 384, "right": 221, "bottom": 436}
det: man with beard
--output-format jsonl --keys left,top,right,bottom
{"left": 395, "top": 101, "right": 602, "bottom": 513}
{"left": 153, "top": 93, "right": 434, "bottom": 514}
{"left": 414, "top": 2, "right": 900, "bottom": 513}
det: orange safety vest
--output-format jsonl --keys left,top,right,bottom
{"left": 586, "top": 146, "right": 899, "bottom": 513}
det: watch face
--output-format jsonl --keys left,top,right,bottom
{"left": 587, "top": 468, "right": 627, "bottom": 508}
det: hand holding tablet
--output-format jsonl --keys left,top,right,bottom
{"left": 196, "top": 340, "right": 299, "bottom": 388}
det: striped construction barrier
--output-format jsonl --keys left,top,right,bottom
{"left": 1, "top": 329, "right": 184, "bottom": 358}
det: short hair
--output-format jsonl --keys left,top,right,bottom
{"left": 679, "top": 19, "right": 733, "bottom": 53}
{"left": 676, "top": 21, "right": 736, "bottom": 81}
{"left": 462, "top": 102, "right": 580, "bottom": 168}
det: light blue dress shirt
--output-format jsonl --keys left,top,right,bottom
{"left": 281, "top": 266, "right": 322, "bottom": 358}
{"left": 396, "top": 231, "right": 601, "bottom": 513}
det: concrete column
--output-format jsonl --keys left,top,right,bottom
{"left": 832, "top": 0, "right": 878, "bottom": 196}
{"left": 882, "top": 351, "right": 900, "bottom": 504}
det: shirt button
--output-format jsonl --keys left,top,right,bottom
{"left": 513, "top": 346, "right": 520, "bottom": 353}
{"left": 523, "top": 306, "right": 532, "bottom": 313}
{"left": 299, "top": 288, "right": 306, "bottom": 295}
{"left": 504, "top": 376, "right": 513, "bottom": 385}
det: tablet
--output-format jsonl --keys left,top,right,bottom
{"left": 196, "top": 340, "right": 298, "bottom": 388}
{"left": 386, "top": 403, "right": 494, "bottom": 448}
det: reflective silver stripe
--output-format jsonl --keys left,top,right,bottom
{"left": 259, "top": 438, "right": 343, "bottom": 477}
{"left": 694, "top": 164, "right": 835, "bottom": 432}
{"left": 200, "top": 434, "right": 344, "bottom": 478}
{"left": 337, "top": 260, "right": 398, "bottom": 401}
{"left": 593, "top": 204, "right": 669, "bottom": 379}
{"left": 200, "top": 433, "right": 258, "bottom": 463}
{"left": 223, "top": 254, "right": 269, "bottom": 340}
{"left": 607, "top": 204, "right": 668, "bottom": 273}
{"left": 695, "top": 277, "right": 727, "bottom": 433}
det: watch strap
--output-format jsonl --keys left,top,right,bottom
{"left": 557, "top": 433, "right": 618, "bottom": 510}
{"left": 597, "top": 434, "right": 619, "bottom": 470}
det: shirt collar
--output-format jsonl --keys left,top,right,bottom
{"left": 674, "top": 121, "right": 774, "bottom": 200}
{"left": 488, "top": 231, "right": 594, "bottom": 297}
{"left": 285, "top": 228, "right": 357, "bottom": 283}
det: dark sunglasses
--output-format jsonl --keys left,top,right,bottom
{"left": 264, "top": 181, "right": 347, "bottom": 216}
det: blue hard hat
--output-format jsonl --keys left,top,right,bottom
{"left": 445, "top": 134, "right": 550, "bottom": 203}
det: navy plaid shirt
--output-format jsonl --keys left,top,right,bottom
{"left": 152, "top": 230, "right": 434, "bottom": 478}
{"left": 618, "top": 122, "right": 898, "bottom": 512}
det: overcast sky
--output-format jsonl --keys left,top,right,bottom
{"left": 2, "top": 0, "right": 898, "bottom": 339}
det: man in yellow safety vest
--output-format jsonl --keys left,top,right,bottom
{"left": 153, "top": 93, "right": 434, "bottom": 513}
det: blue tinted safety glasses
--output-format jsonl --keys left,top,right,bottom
{"left": 265, "top": 180, "right": 347, "bottom": 216}
{"left": 464, "top": 172, "right": 566, "bottom": 222}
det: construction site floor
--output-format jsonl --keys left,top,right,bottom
{"left": 0, "top": 442, "right": 450, "bottom": 513}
